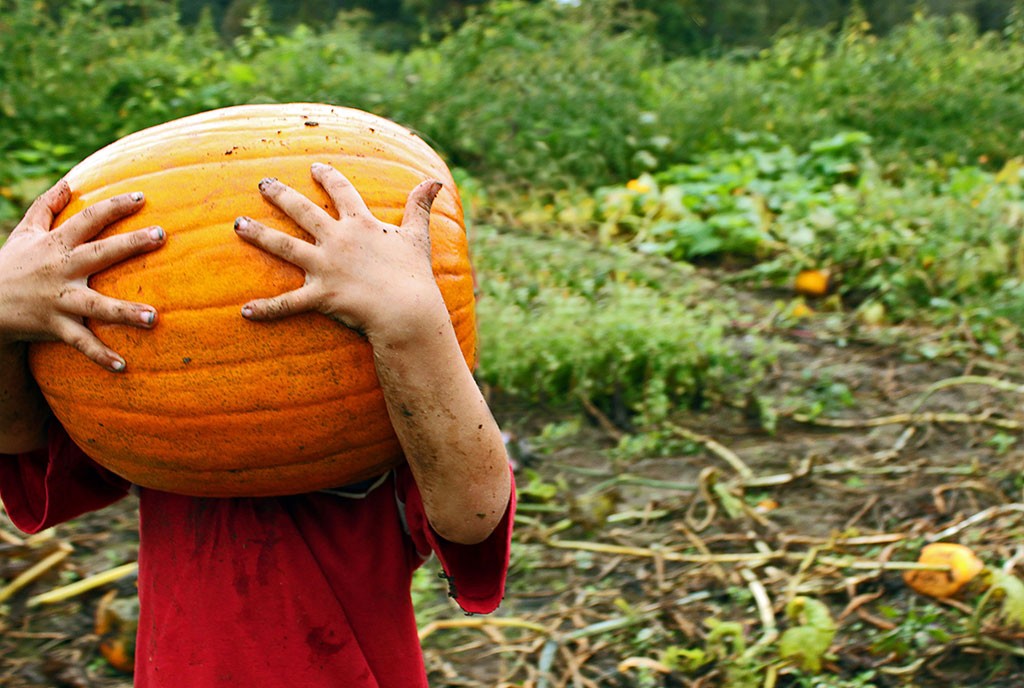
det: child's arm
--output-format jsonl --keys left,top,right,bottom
{"left": 234, "top": 164, "right": 512, "bottom": 545}
{"left": 0, "top": 180, "right": 165, "bottom": 453}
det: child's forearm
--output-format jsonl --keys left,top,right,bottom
{"left": 0, "top": 341, "right": 51, "bottom": 453}
{"left": 370, "top": 306, "right": 511, "bottom": 546}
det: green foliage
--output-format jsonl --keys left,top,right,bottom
{"left": 0, "top": 1, "right": 227, "bottom": 148}
{"left": 870, "top": 602, "right": 957, "bottom": 659}
{"left": 405, "top": 0, "right": 661, "bottom": 188}
{"left": 647, "top": 11, "right": 1024, "bottom": 169}
{"left": 977, "top": 569, "right": 1024, "bottom": 628}
{"left": 679, "top": 619, "right": 764, "bottom": 687}
{"left": 0, "top": 0, "right": 232, "bottom": 218}
{"left": 176, "top": 0, "right": 1024, "bottom": 56}
{"left": 592, "top": 131, "right": 872, "bottom": 259}
{"left": 226, "top": 17, "right": 404, "bottom": 113}
{"left": 779, "top": 597, "right": 838, "bottom": 672}
{"left": 471, "top": 225, "right": 770, "bottom": 417}
{"left": 564, "top": 131, "right": 1024, "bottom": 341}
{"left": 3, "top": 0, "right": 1024, "bottom": 224}
{"left": 514, "top": 468, "right": 560, "bottom": 504}
{"left": 631, "top": 0, "right": 1020, "bottom": 57}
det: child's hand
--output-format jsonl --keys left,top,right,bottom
{"left": 232, "top": 163, "right": 446, "bottom": 345}
{"left": 0, "top": 180, "right": 165, "bottom": 371}
{"left": 236, "top": 163, "right": 511, "bottom": 543}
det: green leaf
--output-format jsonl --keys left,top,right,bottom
{"left": 661, "top": 645, "right": 711, "bottom": 672}
{"left": 705, "top": 619, "right": 747, "bottom": 657}
{"left": 778, "top": 596, "right": 837, "bottom": 672}
{"left": 712, "top": 483, "right": 746, "bottom": 519}
{"left": 989, "top": 570, "right": 1024, "bottom": 627}
{"left": 226, "top": 62, "right": 258, "bottom": 86}
{"left": 808, "top": 131, "right": 872, "bottom": 154}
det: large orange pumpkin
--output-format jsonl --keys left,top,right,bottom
{"left": 29, "top": 103, "right": 475, "bottom": 497}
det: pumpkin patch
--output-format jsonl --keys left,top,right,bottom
{"left": 28, "top": 103, "right": 476, "bottom": 497}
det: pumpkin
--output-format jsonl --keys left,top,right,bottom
{"left": 793, "top": 269, "right": 831, "bottom": 297}
{"left": 29, "top": 103, "right": 476, "bottom": 497}
{"left": 902, "top": 542, "right": 985, "bottom": 599}
{"left": 95, "top": 590, "right": 138, "bottom": 673}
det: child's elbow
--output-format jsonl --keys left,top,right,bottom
{"left": 434, "top": 491, "right": 511, "bottom": 545}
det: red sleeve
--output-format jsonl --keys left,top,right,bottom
{"left": 0, "top": 423, "right": 130, "bottom": 534}
{"left": 397, "top": 466, "right": 516, "bottom": 615}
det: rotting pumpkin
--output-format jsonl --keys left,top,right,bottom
{"left": 29, "top": 103, "right": 476, "bottom": 497}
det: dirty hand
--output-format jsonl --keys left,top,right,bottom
{"left": 0, "top": 180, "right": 165, "bottom": 371}
{"left": 233, "top": 162, "right": 446, "bottom": 344}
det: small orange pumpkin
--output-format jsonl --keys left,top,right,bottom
{"left": 95, "top": 590, "right": 138, "bottom": 673}
{"left": 29, "top": 103, "right": 475, "bottom": 497}
{"left": 903, "top": 542, "right": 985, "bottom": 599}
{"left": 794, "top": 269, "right": 831, "bottom": 297}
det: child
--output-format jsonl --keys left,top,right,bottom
{"left": 0, "top": 164, "right": 515, "bottom": 687}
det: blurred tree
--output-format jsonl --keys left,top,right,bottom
{"left": 400, "top": 0, "right": 491, "bottom": 39}
{"left": 178, "top": 0, "right": 232, "bottom": 25}
{"left": 169, "top": 0, "right": 1020, "bottom": 51}
{"left": 627, "top": 0, "right": 1016, "bottom": 55}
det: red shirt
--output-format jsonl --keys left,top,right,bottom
{"left": 1, "top": 424, "right": 515, "bottom": 687}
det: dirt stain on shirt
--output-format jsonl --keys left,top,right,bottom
{"left": 306, "top": 625, "right": 347, "bottom": 658}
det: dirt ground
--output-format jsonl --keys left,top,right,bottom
{"left": 2, "top": 300, "right": 1024, "bottom": 687}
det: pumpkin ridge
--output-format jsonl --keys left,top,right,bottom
{"left": 37, "top": 377, "right": 382, "bottom": 408}
{"left": 58, "top": 406, "right": 399, "bottom": 469}
{"left": 69, "top": 157, "right": 460, "bottom": 218}
{"left": 71, "top": 143, "right": 456, "bottom": 200}
{"left": 80, "top": 435, "right": 398, "bottom": 472}
{"left": 96, "top": 263, "right": 475, "bottom": 299}
{"left": 39, "top": 377, "right": 383, "bottom": 412}
{"left": 156, "top": 443, "right": 397, "bottom": 472}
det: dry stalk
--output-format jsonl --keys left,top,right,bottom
{"left": 577, "top": 395, "right": 625, "bottom": 441}
{"left": 418, "top": 616, "right": 550, "bottom": 642}
{"left": 738, "top": 567, "right": 778, "bottom": 647}
{"left": 27, "top": 561, "right": 139, "bottom": 607}
{"left": 0, "top": 528, "right": 24, "bottom": 546}
{"left": 792, "top": 410, "right": 1022, "bottom": 431}
{"left": 675, "top": 522, "right": 729, "bottom": 582}
{"left": 22, "top": 530, "right": 55, "bottom": 547}
{"left": 838, "top": 586, "right": 885, "bottom": 624}
{"left": 965, "top": 635, "right": 1024, "bottom": 659}
{"left": 534, "top": 591, "right": 713, "bottom": 688}
{"left": 546, "top": 538, "right": 952, "bottom": 574}
{"left": 0, "top": 542, "right": 73, "bottom": 606}
{"left": 685, "top": 467, "right": 719, "bottom": 531}
{"left": 931, "top": 481, "right": 1012, "bottom": 514}
{"left": 912, "top": 375, "right": 1024, "bottom": 413}
{"left": 927, "top": 504, "right": 1024, "bottom": 542}
{"left": 814, "top": 460, "right": 978, "bottom": 478}
{"left": 843, "top": 495, "right": 879, "bottom": 531}
{"left": 784, "top": 545, "right": 822, "bottom": 603}
{"left": 778, "top": 533, "right": 907, "bottom": 547}
{"left": 568, "top": 458, "right": 814, "bottom": 495}
{"left": 617, "top": 656, "right": 673, "bottom": 674}
{"left": 668, "top": 422, "right": 753, "bottom": 479}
